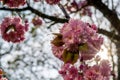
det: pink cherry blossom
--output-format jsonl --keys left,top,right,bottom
{"left": 59, "top": 63, "right": 83, "bottom": 80}
{"left": 66, "top": 0, "right": 92, "bottom": 16}
{"left": 59, "top": 60, "right": 112, "bottom": 80}
{"left": 32, "top": 17, "right": 42, "bottom": 27}
{"left": 34, "top": 0, "right": 41, "bottom": 2}
{"left": 51, "top": 45, "right": 64, "bottom": 59}
{"left": 0, "top": 17, "right": 28, "bottom": 43}
{"left": 81, "top": 7, "right": 92, "bottom": 17}
{"left": 84, "top": 65, "right": 103, "bottom": 80}
{"left": 0, "top": 0, "right": 26, "bottom": 8}
{"left": 77, "top": 0, "right": 87, "bottom": 9}
{"left": 51, "top": 19, "right": 103, "bottom": 62}
{"left": 60, "top": 19, "right": 83, "bottom": 47}
{"left": 0, "top": 78, "right": 8, "bottom": 80}
{"left": 66, "top": 1, "right": 78, "bottom": 12}
{"left": 99, "top": 60, "right": 111, "bottom": 79}
{"left": 78, "top": 0, "right": 92, "bottom": 17}
{"left": 46, "top": 0, "right": 60, "bottom": 5}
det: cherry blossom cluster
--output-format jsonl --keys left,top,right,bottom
{"left": 51, "top": 19, "right": 112, "bottom": 80}
{"left": 51, "top": 19, "right": 103, "bottom": 64}
{"left": 32, "top": 17, "right": 42, "bottom": 27}
{"left": 0, "top": 17, "right": 28, "bottom": 43}
{"left": 0, "top": 0, "right": 26, "bottom": 8}
{"left": 66, "top": 0, "right": 92, "bottom": 16}
{"left": 59, "top": 60, "right": 111, "bottom": 80}
{"left": 0, "top": 69, "right": 8, "bottom": 80}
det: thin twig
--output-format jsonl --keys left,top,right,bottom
{"left": 58, "top": 3, "right": 70, "bottom": 19}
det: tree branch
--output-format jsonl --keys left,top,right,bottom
{"left": 98, "top": 29, "right": 120, "bottom": 41}
{"left": 28, "top": 6, "right": 68, "bottom": 23}
{"left": 0, "top": 6, "right": 68, "bottom": 23}
{"left": 0, "top": 7, "right": 29, "bottom": 11}
{"left": 58, "top": 3, "right": 70, "bottom": 19}
{"left": 87, "top": 0, "right": 120, "bottom": 34}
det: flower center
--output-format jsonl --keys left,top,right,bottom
{"left": 5, "top": 24, "right": 16, "bottom": 34}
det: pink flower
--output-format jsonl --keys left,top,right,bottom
{"left": 84, "top": 60, "right": 111, "bottom": 80}
{"left": 79, "top": 24, "right": 103, "bottom": 60}
{"left": 0, "top": 0, "right": 26, "bottom": 8}
{"left": 59, "top": 63, "right": 83, "bottom": 80}
{"left": 66, "top": 1, "right": 78, "bottom": 12}
{"left": 77, "top": 0, "right": 87, "bottom": 9}
{"left": 51, "top": 45, "right": 64, "bottom": 59}
{"left": 59, "top": 60, "right": 112, "bottom": 80}
{"left": 84, "top": 65, "right": 103, "bottom": 80}
{"left": 46, "top": 0, "right": 60, "bottom": 5}
{"left": 51, "top": 19, "right": 103, "bottom": 63}
{"left": 81, "top": 7, "right": 92, "bottom": 17}
{"left": 77, "top": 0, "right": 92, "bottom": 17}
{"left": 0, "top": 17, "right": 28, "bottom": 43}
{"left": 0, "top": 78, "right": 8, "bottom": 80}
{"left": 66, "top": 0, "right": 92, "bottom": 16}
{"left": 32, "top": 17, "right": 42, "bottom": 27}
{"left": 99, "top": 60, "right": 111, "bottom": 77}
{"left": 60, "top": 19, "right": 85, "bottom": 50}
{"left": 34, "top": 0, "right": 41, "bottom": 2}
{"left": 80, "top": 38, "right": 103, "bottom": 60}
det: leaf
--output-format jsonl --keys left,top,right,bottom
{"left": 62, "top": 50, "right": 79, "bottom": 64}
{"left": 51, "top": 34, "right": 64, "bottom": 46}
{"left": 79, "top": 43, "right": 88, "bottom": 51}
{"left": 30, "top": 27, "right": 36, "bottom": 33}
{"left": 72, "top": 53, "right": 79, "bottom": 64}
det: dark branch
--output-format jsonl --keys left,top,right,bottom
{"left": 0, "top": 7, "right": 29, "bottom": 11}
{"left": 87, "top": 0, "right": 120, "bottom": 34}
{"left": 58, "top": 3, "right": 70, "bottom": 19}
{"left": 98, "top": 29, "right": 120, "bottom": 41}
{"left": 28, "top": 6, "right": 68, "bottom": 23}
{"left": 0, "top": 6, "right": 68, "bottom": 23}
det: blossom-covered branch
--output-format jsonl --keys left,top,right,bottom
{"left": 0, "top": 6, "right": 120, "bottom": 42}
